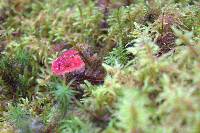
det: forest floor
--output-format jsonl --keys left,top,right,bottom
{"left": 0, "top": 0, "right": 200, "bottom": 133}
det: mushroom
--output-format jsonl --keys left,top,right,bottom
{"left": 51, "top": 50, "right": 85, "bottom": 76}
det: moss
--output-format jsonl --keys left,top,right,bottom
{"left": 0, "top": 0, "right": 200, "bottom": 132}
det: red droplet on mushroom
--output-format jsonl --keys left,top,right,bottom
{"left": 51, "top": 50, "right": 85, "bottom": 76}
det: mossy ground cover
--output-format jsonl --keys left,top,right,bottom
{"left": 0, "top": 0, "right": 200, "bottom": 133}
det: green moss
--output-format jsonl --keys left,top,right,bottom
{"left": 0, "top": 0, "right": 200, "bottom": 132}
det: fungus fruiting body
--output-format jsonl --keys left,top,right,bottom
{"left": 51, "top": 50, "right": 85, "bottom": 76}
{"left": 51, "top": 47, "right": 106, "bottom": 87}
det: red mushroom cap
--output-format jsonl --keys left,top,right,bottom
{"left": 51, "top": 50, "right": 85, "bottom": 76}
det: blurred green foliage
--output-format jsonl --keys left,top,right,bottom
{"left": 0, "top": 0, "right": 199, "bottom": 132}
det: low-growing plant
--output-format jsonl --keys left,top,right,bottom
{"left": 6, "top": 104, "right": 31, "bottom": 132}
{"left": 59, "top": 116, "right": 98, "bottom": 133}
{"left": 53, "top": 83, "right": 74, "bottom": 115}
{"left": 0, "top": 0, "right": 200, "bottom": 133}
